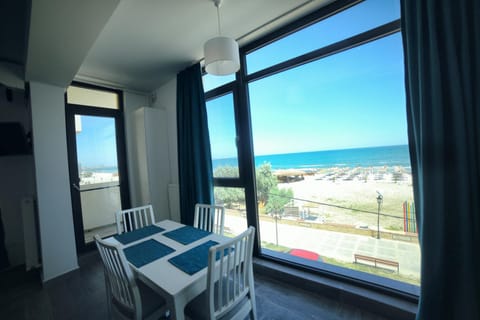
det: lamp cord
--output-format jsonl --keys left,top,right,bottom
{"left": 216, "top": 5, "right": 222, "bottom": 35}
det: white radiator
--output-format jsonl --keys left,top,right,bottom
{"left": 21, "top": 196, "right": 40, "bottom": 270}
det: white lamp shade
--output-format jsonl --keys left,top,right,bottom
{"left": 204, "top": 36, "right": 240, "bottom": 76}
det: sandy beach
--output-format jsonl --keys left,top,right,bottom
{"left": 275, "top": 167, "right": 414, "bottom": 231}
{"left": 80, "top": 171, "right": 119, "bottom": 185}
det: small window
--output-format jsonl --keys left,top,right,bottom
{"left": 206, "top": 93, "right": 239, "bottom": 178}
{"left": 67, "top": 85, "right": 120, "bottom": 109}
{"left": 203, "top": 73, "right": 236, "bottom": 92}
{"left": 246, "top": 0, "right": 400, "bottom": 74}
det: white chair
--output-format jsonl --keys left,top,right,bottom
{"left": 185, "top": 226, "right": 257, "bottom": 320}
{"left": 94, "top": 235, "right": 168, "bottom": 320}
{"left": 116, "top": 205, "right": 155, "bottom": 234}
{"left": 194, "top": 203, "right": 225, "bottom": 235}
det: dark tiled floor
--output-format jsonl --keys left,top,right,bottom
{"left": 0, "top": 252, "right": 387, "bottom": 320}
{"left": 254, "top": 273, "right": 387, "bottom": 320}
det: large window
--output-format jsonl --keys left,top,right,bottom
{"left": 203, "top": 0, "right": 418, "bottom": 295}
{"left": 249, "top": 32, "right": 419, "bottom": 287}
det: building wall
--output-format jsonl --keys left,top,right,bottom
{"left": 0, "top": 86, "right": 36, "bottom": 267}
{"left": 129, "top": 107, "right": 171, "bottom": 221}
{"left": 123, "top": 91, "right": 150, "bottom": 207}
{"left": 152, "top": 78, "right": 180, "bottom": 222}
{"left": 0, "top": 81, "right": 176, "bottom": 279}
{"left": 30, "top": 81, "right": 78, "bottom": 282}
{"left": 0, "top": 157, "right": 36, "bottom": 267}
{"left": 80, "top": 182, "right": 120, "bottom": 230}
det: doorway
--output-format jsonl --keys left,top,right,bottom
{"left": 65, "top": 84, "right": 130, "bottom": 252}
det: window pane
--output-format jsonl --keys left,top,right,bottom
{"left": 250, "top": 33, "right": 420, "bottom": 286}
{"left": 214, "top": 187, "right": 247, "bottom": 237}
{"left": 246, "top": 0, "right": 400, "bottom": 74}
{"left": 206, "top": 93, "right": 239, "bottom": 178}
{"left": 67, "top": 86, "right": 119, "bottom": 109}
{"left": 203, "top": 73, "right": 235, "bottom": 92}
{"left": 76, "top": 115, "right": 119, "bottom": 185}
{"left": 75, "top": 115, "right": 121, "bottom": 243}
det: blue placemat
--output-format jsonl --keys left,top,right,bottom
{"left": 162, "top": 225, "right": 211, "bottom": 245}
{"left": 168, "top": 240, "right": 219, "bottom": 275}
{"left": 114, "top": 225, "right": 165, "bottom": 245}
{"left": 124, "top": 239, "right": 175, "bottom": 268}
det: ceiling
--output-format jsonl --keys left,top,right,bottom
{"left": 2, "top": 0, "right": 335, "bottom": 92}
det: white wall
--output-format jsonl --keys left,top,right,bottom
{"left": 0, "top": 158, "right": 36, "bottom": 267}
{"left": 131, "top": 108, "right": 171, "bottom": 221}
{"left": 30, "top": 81, "right": 78, "bottom": 282}
{"left": 0, "top": 87, "right": 36, "bottom": 267}
{"left": 123, "top": 91, "right": 149, "bottom": 207}
{"left": 26, "top": 0, "right": 120, "bottom": 87}
{"left": 152, "top": 78, "right": 179, "bottom": 221}
{"left": 131, "top": 109, "right": 150, "bottom": 207}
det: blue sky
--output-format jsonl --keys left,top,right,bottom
{"left": 76, "top": 115, "right": 118, "bottom": 169}
{"left": 76, "top": 0, "right": 406, "bottom": 166}
{"left": 204, "top": 0, "right": 406, "bottom": 159}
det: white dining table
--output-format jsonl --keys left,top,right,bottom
{"left": 106, "top": 219, "right": 229, "bottom": 320}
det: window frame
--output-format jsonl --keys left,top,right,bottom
{"left": 205, "top": 83, "right": 241, "bottom": 184}
{"left": 205, "top": 79, "right": 261, "bottom": 255}
{"left": 66, "top": 81, "right": 122, "bottom": 110}
{"left": 65, "top": 81, "right": 131, "bottom": 253}
{"left": 203, "top": 0, "right": 418, "bottom": 301}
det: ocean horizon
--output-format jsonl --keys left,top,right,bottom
{"left": 82, "top": 166, "right": 118, "bottom": 173}
{"left": 213, "top": 144, "right": 411, "bottom": 170}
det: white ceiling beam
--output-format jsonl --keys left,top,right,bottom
{"left": 25, "top": 0, "right": 120, "bottom": 87}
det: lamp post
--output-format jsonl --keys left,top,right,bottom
{"left": 376, "top": 191, "right": 383, "bottom": 239}
{"left": 273, "top": 211, "right": 281, "bottom": 246}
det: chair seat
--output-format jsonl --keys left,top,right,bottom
{"left": 112, "top": 281, "right": 167, "bottom": 319}
{"left": 185, "top": 290, "right": 252, "bottom": 320}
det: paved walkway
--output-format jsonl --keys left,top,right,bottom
{"left": 225, "top": 215, "right": 421, "bottom": 279}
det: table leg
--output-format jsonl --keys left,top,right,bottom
{"left": 167, "top": 295, "right": 186, "bottom": 320}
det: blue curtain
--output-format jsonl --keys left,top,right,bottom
{"left": 176, "top": 63, "right": 214, "bottom": 226}
{"left": 401, "top": 1, "right": 480, "bottom": 318}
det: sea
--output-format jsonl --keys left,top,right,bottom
{"left": 83, "top": 166, "right": 118, "bottom": 173}
{"left": 213, "top": 145, "right": 411, "bottom": 171}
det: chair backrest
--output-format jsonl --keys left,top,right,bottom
{"left": 115, "top": 205, "right": 155, "bottom": 234}
{"left": 207, "top": 226, "right": 256, "bottom": 320}
{"left": 194, "top": 203, "right": 225, "bottom": 235}
{"left": 94, "top": 235, "right": 143, "bottom": 319}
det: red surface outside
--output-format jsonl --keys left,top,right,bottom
{"left": 289, "top": 249, "right": 320, "bottom": 261}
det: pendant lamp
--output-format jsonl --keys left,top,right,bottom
{"left": 204, "top": 0, "right": 240, "bottom": 76}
